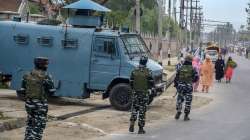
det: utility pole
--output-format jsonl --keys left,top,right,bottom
{"left": 168, "top": 0, "right": 172, "bottom": 65}
{"left": 179, "top": 0, "right": 185, "bottom": 52}
{"left": 180, "top": 0, "right": 185, "bottom": 29}
{"left": 173, "top": 0, "right": 177, "bottom": 23}
{"left": 197, "top": 8, "right": 203, "bottom": 44}
{"left": 194, "top": 0, "right": 198, "bottom": 44}
{"left": 185, "top": 0, "right": 189, "bottom": 50}
{"left": 157, "top": 0, "right": 163, "bottom": 61}
{"left": 189, "top": 0, "right": 193, "bottom": 52}
{"left": 135, "top": 0, "right": 140, "bottom": 33}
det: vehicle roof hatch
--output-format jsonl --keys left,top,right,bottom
{"left": 63, "top": 0, "right": 111, "bottom": 28}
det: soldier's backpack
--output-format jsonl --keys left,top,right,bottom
{"left": 132, "top": 68, "right": 151, "bottom": 91}
{"left": 24, "top": 70, "right": 47, "bottom": 100}
{"left": 178, "top": 65, "right": 194, "bottom": 83}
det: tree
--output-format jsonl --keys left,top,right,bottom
{"left": 104, "top": 0, "right": 180, "bottom": 36}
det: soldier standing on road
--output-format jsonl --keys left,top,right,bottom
{"left": 21, "top": 57, "right": 55, "bottom": 140}
{"left": 129, "top": 56, "right": 154, "bottom": 134}
{"left": 174, "top": 55, "right": 199, "bottom": 121}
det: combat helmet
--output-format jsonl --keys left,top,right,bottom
{"left": 34, "top": 57, "right": 49, "bottom": 71}
{"left": 139, "top": 56, "right": 148, "bottom": 66}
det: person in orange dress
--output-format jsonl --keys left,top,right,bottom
{"left": 200, "top": 56, "right": 214, "bottom": 93}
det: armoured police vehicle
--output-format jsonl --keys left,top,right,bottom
{"left": 0, "top": 0, "right": 165, "bottom": 110}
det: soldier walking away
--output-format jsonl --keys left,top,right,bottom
{"left": 21, "top": 57, "right": 55, "bottom": 140}
{"left": 129, "top": 56, "right": 154, "bottom": 134}
{"left": 174, "top": 55, "right": 199, "bottom": 121}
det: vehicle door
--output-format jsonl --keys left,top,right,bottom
{"left": 90, "top": 36, "right": 120, "bottom": 90}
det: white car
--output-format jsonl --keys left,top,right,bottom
{"left": 206, "top": 50, "right": 219, "bottom": 63}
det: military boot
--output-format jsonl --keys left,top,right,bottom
{"left": 184, "top": 113, "right": 190, "bottom": 121}
{"left": 129, "top": 121, "right": 135, "bottom": 133}
{"left": 175, "top": 112, "right": 182, "bottom": 120}
{"left": 138, "top": 127, "right": 146, "bottom": 134}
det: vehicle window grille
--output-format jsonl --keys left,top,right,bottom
{"left": 94, "top": 38, "right": 116, "bottom": 56}
{"left": 62, "top": 39, "right": 78, "bottom": 48}
{"left": 37, "top": 36, "right": 53, "bottom": 47}
{"left": 13, "top": 34, "right": 29, "bottom": 45}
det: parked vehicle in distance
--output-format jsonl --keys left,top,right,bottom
{"left": 206, "top": 42, "right": 220, "bottom": 63}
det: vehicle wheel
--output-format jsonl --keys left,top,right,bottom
{"left": 109, "top": 83, "right": 132, "bottom": 111}
{"left": 148, "top": 95, "right": 154, "bottom": 105}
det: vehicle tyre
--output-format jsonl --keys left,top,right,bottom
{"left": 109, "top": 83, "right": 132, "bottom": 111}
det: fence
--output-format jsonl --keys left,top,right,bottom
{"left": 0, "top": 11, "right": 45, "bottom": 22}
{"left": 141, "top": 33, "right": 179, "bottom": 60}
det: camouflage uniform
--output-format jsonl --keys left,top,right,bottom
{"left": 174, "top": 60, "right": 198, "bottom": 121}
{"left": 129, "top": 56, "right": 154, "bottom": 134}
{"left": 22, "top": 57, "right": 54, "bottom": 140}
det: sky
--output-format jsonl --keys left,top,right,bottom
{"left": 165, "top": 0, "right": 248, "bottom": 32}
{"left": 200, "top": 0, "right": 247, "bottom": 32}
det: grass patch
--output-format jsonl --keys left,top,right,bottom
{"left": 0, "top": 112, "right": 10, "bottom": 120}
{"left": 0, "top": 84, "right": 9, "bottom": 89}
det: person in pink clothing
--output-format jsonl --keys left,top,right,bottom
{"left": 192, "top": 57, "right": 201, "bottom": 92}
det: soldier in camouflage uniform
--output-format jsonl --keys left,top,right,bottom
{"left": 21, "top": 57, "right": 55, "bottom": 140}
{"left": 129, "top": 56, "right": 154, "bottom": 134}
{"left": 174, "top": 55, "right": 199, "bottom": 121}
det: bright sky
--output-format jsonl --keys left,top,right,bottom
{"left": 201, "top": 0, "right": 247, "bottom": 32}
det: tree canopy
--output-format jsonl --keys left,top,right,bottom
{"left": 104, "top": 0, "right": 180, "bottom": 37}
{"left": 30, "top": 0, "right": 181, "bottom": 36}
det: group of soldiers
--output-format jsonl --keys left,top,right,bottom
{"left": 19, "top": 54, "right": 197, "bottom": 139}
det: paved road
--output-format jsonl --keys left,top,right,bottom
{"left": 97, "top": 54, "right": 250, "bottom": 140}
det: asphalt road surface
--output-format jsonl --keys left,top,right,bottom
{"left": 97, "top": 54, "right": 250, "bottom": 140}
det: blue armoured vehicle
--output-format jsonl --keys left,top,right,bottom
{"left": 0, "top": 0, "right": 166, "bottom": 110}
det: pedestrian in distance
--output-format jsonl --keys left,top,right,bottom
{"left": 129, "top": 56, "right": 154, "bottom": 134}
{"left": 174, "top": 55, "right": 199, "bottom": 121}
{"left": 20, "top": 57, "right": 55, "bottom": 140}
{"left": 215, "top": 55, "right": 225, "bottom": 83}
{"left": 200, "top": 55, "right": 214, "bottom": 93}
{"left": 192, "top": 56, "right": 201, "bottom": 92}
{"left": 225, "top": 56, "right": 237, "bottom": 83}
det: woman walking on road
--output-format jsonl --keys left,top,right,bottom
{"left": 200, "top": 56, "right": 214, "bottom": 93}
{"left": 215, "top": 55, "right": 225, "bottom": 82}
{"left": 225, "top": 57, "right": 237, "bottom": 83}
{"left": 192, "top": 56, "right": 201, "bottom": 92}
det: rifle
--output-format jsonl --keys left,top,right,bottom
{"left": 173, "top": 92, "right": 178, "bottom": 98}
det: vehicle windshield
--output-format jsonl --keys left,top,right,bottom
{"left": 207, "top": 51, "right": 217, "bottom": 56}
{"left": 121, "top": 35, "right": 151, "bottom": 58}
